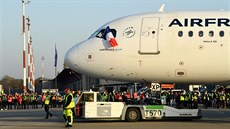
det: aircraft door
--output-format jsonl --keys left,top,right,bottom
{"left": 139, "top": 17, "right": 160, "bottom": 54}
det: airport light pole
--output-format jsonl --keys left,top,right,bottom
{"left": 27, "top": 17, "right": 31, "bottom": 91}
{"left": 22, "top": 0, "right": 30, "bottom": 93}
{"left": 31, "top": 38, "right": 35, "bottom": 92}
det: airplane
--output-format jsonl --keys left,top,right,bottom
{"left": 64, "top": 5, "right": 230, "bottom": 85}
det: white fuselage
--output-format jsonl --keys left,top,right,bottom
{"left": 65, "top": 11, "right": 230, "bottom": 84}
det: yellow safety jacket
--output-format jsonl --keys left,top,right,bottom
{"left": 203, "top": 95, "right": 210, "bottom": 101}
{"left": 23, "top": 95, "right": 27, "bottom": 101}
{"left": 192, "top": 96, "right": 198, "bottom": 101}
{"left": 180, "top": 95, "right": 185, "bottom": 101}
{"left": 185, "top": 95, "right": 189, "bottom": 101}
{"left": 65, "top": 93, "right": 75, "bottom": 109}
{"left": 220, "top": 94, "right": 226, "bottom": 101}
{"left": 45, "top": 95, "right": 50, "bottom": 105}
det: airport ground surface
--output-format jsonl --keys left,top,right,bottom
{"left": 0, "top": 107, "right": 230, "bottom": 129}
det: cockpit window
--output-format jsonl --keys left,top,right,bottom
{"left": 96, "top": 29, "right": 105, "bottom": 38}
{"left": 89, "top": 28, "right": 117, "bottom": 39}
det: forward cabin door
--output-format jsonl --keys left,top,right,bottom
{"left": 139, "top": 17, "right": 160, "bottom": 54}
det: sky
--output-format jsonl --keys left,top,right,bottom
{"left": 0, "top": 0, "right": 230, "bottom": 79}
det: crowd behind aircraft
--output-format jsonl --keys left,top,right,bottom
{"left": 0, "top": 85, "right": 229, "bottom": 110}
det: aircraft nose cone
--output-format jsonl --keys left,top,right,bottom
{"left": 64, "top": 45, "right": 79, "bottom": 70}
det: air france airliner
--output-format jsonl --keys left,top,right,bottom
{"left": 64, "top": 6, "right": 230, "bottom": 84}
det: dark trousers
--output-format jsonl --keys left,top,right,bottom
{"left": 204, "top": 100, "right": 208, "bottom": 109}
{"left": 193, "top": 101, "right": 198, "bottom": 109}
{"left": 2, "top": 101, "right": 6, "bottom": 109}
{"left": 45, "top": 104, "right": 53, "bottom": 118}
{"left": 22, "top": 100, "right": 26, "bottom": 109}
{"left": 7, "top": 102, "right": 12, "bottom": 110}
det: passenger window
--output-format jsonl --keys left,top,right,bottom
{"left": 209, "top": 31, "right": 214, "bottom": 37}
{"left": 198, "top": 31, "right": 203, "bottom": 37}
{"left": 188, "top": 31, "right": 193, "bottom": 37}
{"left": 178, "top": 31, "right": 183, "bottom": 37}
{"left": 219, "top": 31, "right": 224, "bottom": 37}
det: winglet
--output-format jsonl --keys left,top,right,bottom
{"left": 158, "top": 4, "right": 165, "bottom": 12}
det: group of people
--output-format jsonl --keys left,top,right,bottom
{"left": 97, "top": 87, "right": 229, "bottom": 110}
{"left": 0, "top": 89, "right": 79, "bottom": 128}
{"left": 0, "top": 91, "right": 65, "bottom": 111}
{"left": 159, "top": 88, "right": 229, "bottom": 109}
{"left": 97, "top": 89, "right": 200, "bottom": 108}
{"left": 0, "top": 92, "right": 40, "bottom": 110}
{"left": 162, "top": 91, "right": 201, "bottom": 109}
{"left": 204, "top": 90, "right": 229, "bottom": 109}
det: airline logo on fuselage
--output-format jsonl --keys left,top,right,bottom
{"left": 169, "top": 18, "right": 230, "bottom": 27}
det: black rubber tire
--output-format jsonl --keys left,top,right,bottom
{"left": 125, "top": 108, "right": 140, "bottom": 122}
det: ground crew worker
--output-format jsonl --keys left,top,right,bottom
{"left": 184, "top": 93, "right": 189, "bottom": 108}
{"left": 2, "top": 94, "right": 7, "bottom": 110}
{"left": 63, "top": 88, "right": 74, "bottom": 127}
{"left": 30, "top": 93, "right": 35, "bottom": 109}
{"left": 166, "top": 91, "right": 171, "bottom": 106}
{"left": 18, "top": 94, "right": 22, "bottom": 109}
{"left": 133, "top": 92, "right": 138, "bottom": 100}
{"left": 203, "top": 92, "right": 210, "bottom": 109}
{"left": 7, "top": 94, "right": 13, "bottom": 110}
{"left": 44, "top": 91, "right": 53, "bottom": 119}
{"left": 216, "top": 91, "right": 220, "bottom": 108}
{"left": 175, "top": 92, "right": 180, "bottom": 109}
{"left": 211, "top": 91, "right": 217, "bottom": 108}
{"left": 192, "top": 93, "right": 198, "bottom": 109}
{"left": 180, "top": 93, "right": 185, "bottom": 109}
{"left": 26, "top": 93, "right": 30, "bottom": 109}
{"left": 188, "top": 92, "right": 193, "bottom": 109}
{"left": 220, "top": 91, "right": 227, "bottom": 108}
{"left": 22, "top": 93, "right": 27, "bottom": 109}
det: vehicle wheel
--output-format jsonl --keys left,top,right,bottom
{"left": 125, "top": 108, "right": 140, "bottom": 122}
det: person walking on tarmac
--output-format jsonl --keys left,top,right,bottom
{"left": 44, "top": 91, "right": 53, "bottom": 119}
{"left": 63, "top": 88, "right": 75, "bottom": 127}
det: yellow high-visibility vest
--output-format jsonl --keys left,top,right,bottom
{"left": 204, "top": 95, "right": 210, "bottom": 101}
{"left": 65, "top": 93, "right": 75, "bottom": 109}
{"left": 180, "top": 95, "right": 185, "bottom": 101}
{"left": 185, "top": 95, "right": 189, "bottom": 101}
{"left": 45, "top": 95, "right": 50, "bottom": 105}
{"left": 192, "top": 96, "right": 198, "bottom": 101}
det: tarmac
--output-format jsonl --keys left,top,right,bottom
{"left": 0, "top": 107, "right": 229, "bottom": 129}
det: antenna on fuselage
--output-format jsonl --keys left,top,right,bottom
{"left": 158, "top": 4, "right": 165, "bottom": 12}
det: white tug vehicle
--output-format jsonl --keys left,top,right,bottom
{"left": 75, "top": 85, "right": 201, "bottom": 122}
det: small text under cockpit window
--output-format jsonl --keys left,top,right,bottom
{"left": 89, "top": 28, "right": 117, "bottom": 39}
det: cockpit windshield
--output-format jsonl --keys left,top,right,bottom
{"left": 89, "top": 28, "right": 117, "bottom": 39}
